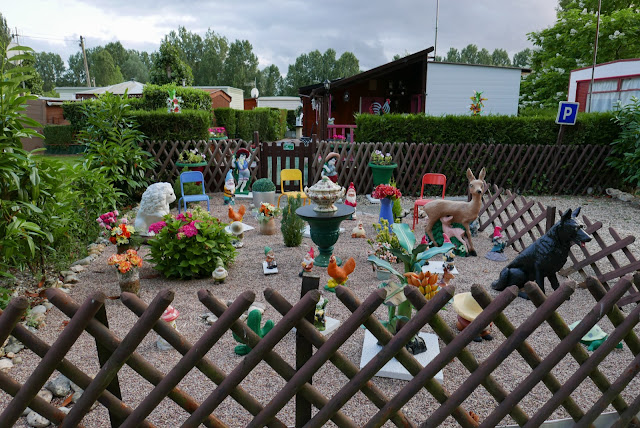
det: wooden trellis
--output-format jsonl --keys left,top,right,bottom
{"left": 1, "top": 273, "right": 640, "bottom": 427}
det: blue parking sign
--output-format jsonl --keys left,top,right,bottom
{"left": 555, "top": 102, "right": 580, "bottom": 125}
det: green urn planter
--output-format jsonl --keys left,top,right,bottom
{"left": 369, "top": 163, "right": 398, "bottom": 187}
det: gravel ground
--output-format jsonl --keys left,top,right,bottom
{"left": 1, "top": 193, "right": 640, "bottom": 427}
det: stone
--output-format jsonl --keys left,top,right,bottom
{"left": 63, "top": 274, "right": 79, "bottom": 284}
{"left": 206, "top": 315, "right": 217, "bottom": 325}
{"left": 59, "top": 270, "right": 74, "bottom": 277}
{"left": 43, "top": 302, "right": 53, "bottom": 310}
{"left": 5, "top": 336, "right": 24, "bottom": 354}
{"left": 13, "top": 356, "right": 22, "bottom": 364}
{"left": 0, "top": 358, "right": 14, "bottom": 371}
{"left": 31, "top": 305, "right": 47, "bottom": 315}
{"left": 71, "top": 256, "right": 94, "bottom": 267}
{"left": 59, "top": 287, "right": 71, "bottom": 294}
{"left": 156, "top": 337, "right": 173, "bottom": 351}
{"left": 618, "top": 193, "right": 634, "bottom": 202}
{"left": 71, "top": 389, "right": 97, "bottom": 409}
{"left": 45, "top": 374, "right": 72, "bottom": 397}
{"left": 6, "top": 352, "right": 15, "bottom": 358}
{"left": 58, "top": 407, "right": 70, "bottom": 415}
{"left": 70, "top": 381, "right": 82, "bottom": 392}
{"left": 37, "top": 389, "right": 53, "bottom": 403}
{"left": 26, "top": 411, "right": 51, "bottom": 427}
{"left": 70, "top": 265, "right": 84, "bottom": 273}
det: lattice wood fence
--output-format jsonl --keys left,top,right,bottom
{"left": 476, "top": 185, "right": 640, "bottom": 304}
{"left": 142, "top": 137, "right": 616, "bottom": 196}
{"left": 1, "top": 272, "right": 640, "bottom": 427}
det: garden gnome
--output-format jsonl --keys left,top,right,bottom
{"left": 212, "top": 257, "right": 228, "bottom": 283}
{"left": 351, "top": 221, "right": 366, "bottom": 238}
{"left": 322, "top": 152, "right": 340, "bottom": 183}
{"left": 300, "top": 247, "right": 315, "bottom": 277}
{"left": 453, "top": 292, "right": 493, "bottom": 342}
{"left": 486, "top": 226, "right": 508, "bottom": 262}
{"left": 314, "top": 297, "right": 329, "bottom": 331}
{"left": 233, "top": 148, "right": 251, "bottom": 193}
{"left": 345, "top": 182, "right": 357, "bottom": 219}
{"left": 157, "top": 305, "right": 179, "bottom": 350}
{"left": 223, "top": 170, "right": 236, "bottom": 205}
{"left": 265, "top": 246, "right": 277, "bottom": 269}
{"left": 442, "top": 234, "right": 456, "bottom": 271}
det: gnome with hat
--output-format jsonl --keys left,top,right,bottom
{"left": 453, "top": 292, "right": 493, "bottom": 342}
{"left": 322, "top": 152, "right": 340, "bottom": 183}
{"left": 233, "top": 148, "right": 251, "bottom": 194}
{"left": 223, "top": 170, "right": 236, "bottom": 205}
{"left": 300, "top": 247, "right": 315, "bottom": 277}
{"left": 265, "top": 246, "right": 277, "bottom": 270}
{"left": 345, "top": 182, "right": 357, "bottom": 220}
{"left": 486, "top": 226, "right": 508, "bottom": 261}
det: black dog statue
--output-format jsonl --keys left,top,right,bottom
{"left": 491, "top": 207, "right": 591, "bottom": 298}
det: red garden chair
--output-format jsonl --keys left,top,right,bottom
{"left": 413, "top": 173, "right": 447, "bottom": 230}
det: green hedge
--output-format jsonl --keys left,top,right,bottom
{"left": 355, "top": 113, "right": 620, "bottom": 145}
{"left": 62, "top": 101, "right": 90, "bottom": 131}
{"left": 133, "top": 109, "right": 211, "bottom": 141}
{"left": 139, "top": 84, "right": 212, "bottom": 111}
{"left": 213, "top": 108, "right": 236, "bottom": 137}
{"left": 43, "top": 125, "right": 74, "bottom": 145}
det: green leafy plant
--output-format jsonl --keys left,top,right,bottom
{"left": 232, "top": 309, "right": 274, "bottom": 355}
{"left": 0, "top": 287, "right": 12, "bottom": 310}
{"left": 607, "top": 97, "right": 640, "bottom": 190}
{"left": 252, "top": 178, "right": 276, "bottom": 192}
{"left": 281, "top": 195, "right": 305, "bottom": 247}
{"left": 148, "top": 207, "right": 237, "bottom": 279}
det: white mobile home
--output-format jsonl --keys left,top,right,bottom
{"left": 257, "top": 96, "right": 302, "bottom": 110}
{"left": 425, "top": 62, "right": 524, "bottom": 116}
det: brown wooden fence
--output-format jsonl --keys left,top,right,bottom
{"left": 142, "top": 137, "right": 617, "bottom": 196}
{"left": 1, "top": 272, "right": 640, "bottom": 427}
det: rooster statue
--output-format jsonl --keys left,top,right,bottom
{"left": 326, "top": 255, "right": 356, "bottom": 292}
{"left": 486, "top": 226, "right": 508, "bottom": 262}
{"left": 228, "top": 205, "right": 246, "bottom": 223}
{"left": 369, "top": 99, "right": 391, "bottom": 115}
{"left": 345, "top": 182, "right": 357, "bottom": 220}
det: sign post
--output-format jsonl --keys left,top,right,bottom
{"left": 555, "top": 101, "right": 580, "bottom": 145}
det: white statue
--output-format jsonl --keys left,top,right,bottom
{"left": 134, "top": 182, "right": 176, "bottom": 236}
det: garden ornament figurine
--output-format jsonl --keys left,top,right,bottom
{"left": 223, "top": 170, "right": 236, "bottom": 205}
{"left": 486, "top": 226, "right": 508, "bottom": 262}
{"left": 345, "top": 182, "right": 357, "bottom": 219}
{"left": 300, "top": 247, "right": 315, "bottom": 277}
{"left": 351, "top": 221, "right": 366, "bottom": 238}
{"left": 233, "top": 148, "right": 251, "bottom": 194}
{"left": 322, "top": 152, "right": 340, "bottom": 183}
{"left": 492, "top": 207, "right": 592, "bottom": 299}
{"left": 157, "top": 305, "right": 180, "bottom": 350}
{"left": 134, "top": 182, "right": 176, "bottom": 236}
{"left": 326, "top": 255, "right": 356, "bottom": 292}
{"left": 212, "top": 257, "right": 228, "bottom": 283}
{"left": 265, "top": 246, "right": 277, "bottom": 269}
{"left": 442, "top": 234, "right": 456, "bottom": 271}
{"left": 423, "top": 168, "right": 486, "bottom": 256}
{"left": 228, "top": 205, "right": 246, "bottom": 223}
{"left": 569, "top": 321, "right": 622, "bottom": 352}
{"left": 229, "top": 221, "right": 245, "bottom": 249}
{"left": 453, "top": 292, "right": 493, "bottom": 342}
{"left": 314, "top": 297, "right": 329, "bottom": 331}
{"left": 440, "top": 215, "right": 469, "bottom": 253}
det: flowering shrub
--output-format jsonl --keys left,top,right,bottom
{"left": 255, "top": 203, "right": 282, "bottom": 224}
{"left": 367, "top": 219, "right": 400, "bottom": 263}
{"left": 108, "top": 249, "right": 143, "bottom": 274}
{"left": 178, "top": 148, "right": 206, "bottom": 164}
{"left": 148, "top": 207, "right": 236, "bottom": 279}
{"left": 331, "top": 134, "right": 346, "bottom": 142}
{"left": 372, "top": 184, "right": 402, "bottom": 200}
{"left": 209, "top": 127, "right": 227, "bottom": 138}
{"left": 370, "top": 150, "right": 393, "bottom": 165}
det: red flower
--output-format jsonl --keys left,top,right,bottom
{"left": 372, "top": 184, "right": 402, "bottom": 200}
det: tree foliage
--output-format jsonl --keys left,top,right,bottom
{"left": 150, "top": 41, "right": 194, "bottom": 85}
{"left": 258, "top": 64, "right": 283, "bottom": 96}
{"left": 520, "top": 1, "right": 640, "bottom": 109}
{"left": 34, "top": 52, "right": 66, "bottom": 92}
{"left": 92, "top": 49, "right": 123, "bottom": 86}
{"left": 282, "top": 49, "right": 360, "bottom": 95}
{"left": 221, "top": 39, "right": 259, "bottom": 95}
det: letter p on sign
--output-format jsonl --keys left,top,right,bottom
{"left": 555, "top": 102, "right": 579, "bottom": 125}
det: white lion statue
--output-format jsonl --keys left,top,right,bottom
{"left": 134, "top": 183, "right": 176, "bottom": 236}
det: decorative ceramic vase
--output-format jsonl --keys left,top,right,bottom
{"left": 304, "top": 176, "right": 345, "bottom": 213}
{"left": 116, "top": 244, "right": 131, "bottom": 254}
{"left": 379, "top": 198, "right": 394, "bottom": 226}
{"left": 117, "top": 269, "right": 140, "bottom": 295}
{"left": 376, "top": 266, "right": 392, "bottom": 280}
{"left": 259, "top": 217, "right": 277, "bottom": 235}
{"left": 369, "top": 163, "right": 398, "bottom": 188}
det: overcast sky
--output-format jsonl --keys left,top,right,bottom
{"left": 3, "top": 0, "right": 558, "bottom": 74}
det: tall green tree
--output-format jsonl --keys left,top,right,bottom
{"left": 520, "top": 1, "right": 640, "bottom": 108}
{"left": 150, "top": 41, "right": 194, "bottom": 85}
{"left": 445, "top": 47, "right": 461, "bottom": 62}
{"left": 35, "top": 52, "right": 66, "bottom": 92}
{"left": 121, "top": 55, "right": 149, "bottom": 82}
{"left": 491, "top": 48, "right": 511, "bottom": 66}
{"left": 335, "top": 51, "right": 360, "bottom": 78}
{"left": 91, "top": 49, "right": 123, "bottom": 86}
{"left": 104, "top": 41, "right": 128, "bottom": 68}
{"left": 0, "top": 12, "right": 10, "bottom": 49}
{"left": 460, "top": 44, "right": 479, "bottom": 64}
{"left": 194, "top": 29, "right": 228, "bottom": 85}
{"left": 282, "top": 49, "right": 361, "bottom": 95}
{"left": 221, "top": 39, "right": 259, "bottom": 94}
{"left": 258, "top": 64, "right": 283, "bottom": 96}
{"left": 477, "top": 48, "right": 492, "bottom": 65}
{"left": 512, "top": 48, "right": 532, "bottom": 68}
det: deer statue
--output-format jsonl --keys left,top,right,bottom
{"left": 423, "top": 168, "right": 486, "bottom": 256}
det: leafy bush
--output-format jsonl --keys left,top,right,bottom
{"left": 133, "top": 109, "right": 211, "bottom": 141}
{"left": 252, "top": 178, "right": 276, "bottom": 192}
{"left": 43, "top": 125, "right": 75, "bottom": 145}
{"left": 139, "top": 84, "right": 212, "bottom": 111}
{"left": 281, "top": 195, "right": 305, "bottom": 247}
{"left": 213, "top": 108, "right": 236, "bottom": 137}
{"left": 63, "top": 99, "right": 95, "bottom": 131}
{"left": 607, "top": 97, "right": 640, "bottom": 189}
{"left": 355, "top": 112, "right": 620, "bottom": 146}
{"left": 231, "top": 108, "right": 287, "bottom": 141}
{"left": 77, "top": 92, "right": 157, "bottom": 202}
{"left": 286, "top": 110, "right": 296, "bottom": 130}
{"left": 148, "top": 208, "right": 237, "bottom": 279}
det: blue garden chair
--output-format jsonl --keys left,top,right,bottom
{"left": 178, "top": 171, "right": 210, "bottom": 213}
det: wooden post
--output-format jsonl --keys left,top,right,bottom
{"left": 555, "top": 124, "right": 565, "bottom": 145}
{"left": 253, "top": 131, "right": 259, "bottom": 148}
{"left": 545, "top": 206, "right": 557, "bottom": 232}
{"left": 296, "top": 273, "right": 319, "bottom": 427}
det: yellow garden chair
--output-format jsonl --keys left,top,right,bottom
{"left": 277, "top": 169, "right": 310, "bottom": 208}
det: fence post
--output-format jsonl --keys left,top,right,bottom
{"left": 253, "top": 131, "right": 260, "bottom": 148}
{"left": 94, "top": 304, "right": 124, "bottom": 428}
{"left": 545, "top": 206, "right": 557, "bottom": 232}
{"left": 296, "top": 273, "right": 319, "bottom": 427}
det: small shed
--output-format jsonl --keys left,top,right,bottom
{"left": 193, "top": 86, "right": 244, "bottom": 110}
{"left": 568, "top": 59, "right": 640, "bottom": 112}
{"left": 75, "top": 80, "right": 145, "bottom": 100}
{"left": 207, "top": 89, "right": 231, "bottom": 109}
